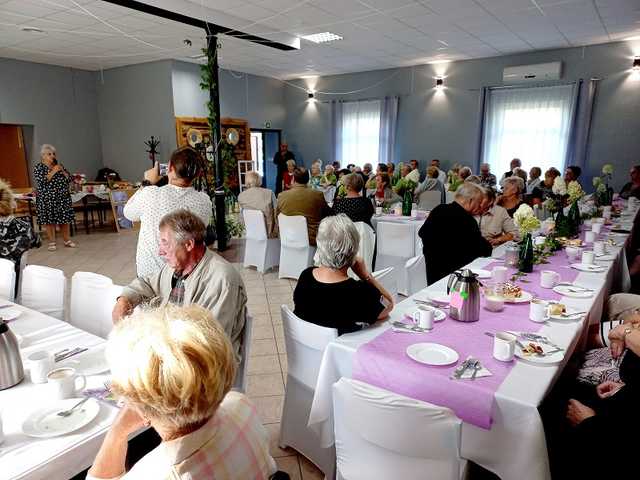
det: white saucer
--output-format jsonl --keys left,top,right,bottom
{"left": 570, "top": 263, "right": 606, "bottom": 273}
{"left": 547, "top": 306, "right": 586, "bottom": 321}
{"left": 407, "top": 306, "right": 446, "bottom": 322}
{"left": 406, "top": 343, "right": 459, "bottom": 366}
{"left": 515, "top": 341, "right": 564, "bottom": 365}
{"left": 59, "top": 346, "right": 109, "bottom": 376}
{"left": 0, "top": 307, "right": 22, "bottom": 321}
{"left": 553, "top": 284, "right": 594, "bottom": 298}
{"left": 594, "top": 254, "right": 616, "bottom": 262}
{"left": 501, "top": 291, "right": 533, "bottom": 304}
{"left": 470, "top": 268, "right": 491, "bottom": 279}
{"left": 22, "top": 398, "right": 100, "bottom": 438}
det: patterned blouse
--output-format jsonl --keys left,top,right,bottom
{"left": 0, "top": 216, "right": 40, "bottom": 268}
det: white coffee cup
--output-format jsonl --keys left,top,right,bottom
{"left": 375, "top": 206, "right": 382, "bottom": 215}
{"left": 529, "top": 299, "right": 549, "bottom": 323}
{"left": 492, "top": 266, "right": 509, "bottom": 284}
{"left": 28, "top": 351, "right": 52, "bottom": 384}
{"left": 585, "top": 231, "right": 596, "bottom": 243}
{"left": 540, "top": 270, "right": 560, "bottom": 288}
{"left": 582, "top": 251, "right": 595, "bottom": 265}
{"left": 593, "top": 241, "right": 606, "bottom": 256}
{"left": 47, "top": 367, "right": 86, "bottom": 400}
{"left": 533, "top": 236, "right": 546, "bottom": 247}
{"left": 412, "top": 307, "right": 434, "bottom": 330}
{"left": 484, "top": 295, "right": 504, "bottom": 312}
{"left": 565, "top": 246, "right": 581, "bottom": 261}
{"left": 592, "top": 223, "right": 603, "bottom": 234}
{"left": 493, "top": 332, "right": 516, "bottom": 362}
{"left": 411, "top": 208, "right": 417, "bottom": 218}
{"left": 394, "top": 205, "right": 402, "bottom": 216}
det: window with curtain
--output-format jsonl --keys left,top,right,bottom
{"left": 341, "top": 100, "right": 381, "bottom": 168}
{"left": 481, "top": 84, "right": 576, "bottom": 176}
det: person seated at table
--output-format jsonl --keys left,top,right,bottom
{"left": 458, "top": 166, "right": 472, "bottom": 182}
{"left": 320, "top": 164, "right": 337, "bottom": 187}
{"left": 308, "top": 160, "right": 323, "bottom": 190}
{"left": 277, "top": 167, "right": 332, "bottom": 246}
{"left": 531, "top": 167, "right": 562, "bottom": 205}
{"left": 238, "top": 171, "right": 278, "bottom": 239}
{"left": 419, "top": 182, "right": 492, "bottom": 285}
{"left": 88, "top": 304, "right": 277, "bottom": 480}
{"left": 124, "top": 146, "right": 212, "bottom": 278}
{"left": 476, "top": 187, "right": 519, "bottom": 246}
{"left": 527, "top": 167, "right": 542, "bottom": 194}
{"left": 366, "top": 164, "right": 388, "bottom": 190}
{"left": 565, "top": 317, "right": 640, "bottom": 477}
{"left": 373, "top": 172, "right": 401, "bottom": 207}
{"left": 620, "top": 165, "right": 640, "bottom": 200}
{"left": 0, "top": 179, "right": 40, "bottom": 278}
{"left": 293, "top": 215, "right": 394, "bottom": 335}
{"left": 414, "top": 166, "right": 446, "bottom": 204}
{"left": 512, "top": 167, "right": 528, "bottom": 186}
{"left": 112, "top": 209, "right": 247, "bottom": 357}
{"left": 333, "top": 174, "right": 374, "bottom": 228}
{"left": 499, "top": 158, "right": 521, "bottom": 187}
{"left": 282, "top": 159, "right": 296, "bottom": 191}
{"left": 497, "top": 176, "right": 524, "bottom": 217}
{"left": 564, "top": 165, "right": 582, "bottom": 185}
{"left": 479, "top": 163, "right": 497, "bottom": 188}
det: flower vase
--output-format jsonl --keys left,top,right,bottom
{"left": 518, "top": 233, "right": 534, "bottom": 273}
{"left": 402, "top": 190, "right": 413, "bottom": 216}
{"left": 554, "top": 208, "right": 571, "bottom": 238}
{"left": 568, "top": 201, "right": 581, "bottom": 236}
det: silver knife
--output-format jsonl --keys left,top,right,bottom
{"left": 452, "top": 360, "right": 470, "bottom": 379}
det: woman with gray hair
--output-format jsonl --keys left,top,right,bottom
{"left": 293, "top": 214, "right": 394, "bottom": 335}
{"left": 238, "top": 170, "right": 278, "bottom": 238}
{"left": 497, "top": 176, "right": 525, "bottom": 217}
{"left": 33, "top": 144, "right": 76, "bottom": 251}
{"left": 333, "top": 173, "right": 374, "bottom": 227}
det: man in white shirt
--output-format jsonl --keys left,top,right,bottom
{"left": 124, "top": 146, "right": 212, "bottom": 277}
{"left": 405, "top": 161, "right": 421, "bottom": 184}
{"left": 431, "top": 159, "right": 447, "bottom": 184}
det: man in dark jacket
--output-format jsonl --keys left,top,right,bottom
{"left": 419, "top": 183, "right": 492, "bottom": 285}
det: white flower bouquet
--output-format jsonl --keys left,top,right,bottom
{"left": 567, "top": 180, "right": 585, "bottom": 204}
{"left": 552, "top": 176, "right": 567, "bottom": 196}
{"left": 513, "top": 204, "right": 541, "bottom": 237}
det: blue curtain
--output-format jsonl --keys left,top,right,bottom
{"left": 378, "top": 96, "right": 399, "bottom": 165}
{"left": 566, "top": 79, "right": 599, "bottom": 171}
{"left": 331, "top": 100, "right": 343, "bottom": 165}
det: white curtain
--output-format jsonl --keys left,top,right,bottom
{"left": 481, "top": 84, "right": 577, "bottom": 176}
{"left": 341, "top": 100, "right": 381, "bottom": 168}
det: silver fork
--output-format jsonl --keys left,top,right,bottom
{"left": 468, "top": 358, "right": 481, "bottom": 380}
{"left": 57, "top": 397, "right": 89, "bottom": 417}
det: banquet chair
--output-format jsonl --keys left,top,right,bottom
{"left": 418, "top": 190, "right": 442, "bottom": 211}
{"left": 280, "top": 305, "right": 337, "bottom": 480}
{"left": 278, "top": 214, "right": 316, "bottom": 280}
{"left": 332, "top": 378, "right": 466, "bottom": 480}
{"left": 405, "top": 255, "right": 428, "bottom": 297}
{"left": 70, "top": 272, "right": 120, "bottom": 338}
{"left": 232, "top": 314, "right": 253, "bottom": 393}
{"left": 372, "top": 267, "right": 398, "bottom": 301}
{"left": 0, "top": 258, "right": 16, "bottom": 301}
{"left": 243, "top": 209, "right": 280, "bottom": 273}
{"left": 347, "top": 222, "right": 376, "bottom": 280}
{"left": 376, "top": 222, "right": 415, "bottom": 296}
{"left": 19, "top": 265, "right": 66, "bottom": 320}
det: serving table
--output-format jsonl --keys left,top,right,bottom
{"left": 308, "top": 232, "right": 629, "bottom": 480}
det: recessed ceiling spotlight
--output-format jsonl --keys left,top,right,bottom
{"left": 633, "top": 56, "right": 640, "bottom": 71}
{"left": 301, "top": 32, "right": 343, "bottom": 44}
{"left": 21, "top": 26, "right": 45, "bottom": 33}
{"left": 435, "top": 77, "right": 444, "bottom": 90}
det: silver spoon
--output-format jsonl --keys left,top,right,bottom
{"left": 57, "top": 397, "right": 90, "bottom": 417}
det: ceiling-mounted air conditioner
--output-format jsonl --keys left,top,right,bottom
{"left": 503, "top": 61, "right": 563, "bottom": 84}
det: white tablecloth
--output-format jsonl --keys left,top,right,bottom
{"left": 371, "top": 214, "right": 426, "bottom": 258}
{"left": 308, "top": 238, "right": 629, "bottom": 480}
{"left": 0, "top": 304, "right": 116, "bottom": 480}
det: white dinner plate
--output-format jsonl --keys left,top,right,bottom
{"left": 405, "top": 306, "right": 446, "bottom": 323}
{"left": 416, "top": 292, "right": 451, "bottom": 305}
{"left": 470, "top": 268, "right": 491, "bottom": 279}
{"left": 501, "top": 291, "right": 533, "bottom": 304}
{"left": 59, "top": 346, "right": 109, "bottom": 376}
{"left": 547, "top": 305, "right": 585, "bottom": 321}
{"left": 22, "top": 398, "right": 100, "bottom": 438}
{"left": 570, "top": 263, "right": 606, "bottom": 273}
{"left": 406, "top": 343, "right": 459, "bottom": 366}
{"left": 0, "top": 307, "right": 22, "bottom": 321}
{"left": 515, "top": 341, "right": 564, "bottom": 365}
{"left": 595, "top": 254, "right": 616, "bottom": 262}
{"left": 553, "top": 284, "right": 594, "bottom": 298}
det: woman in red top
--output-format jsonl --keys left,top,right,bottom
{"left": 282, "top": 159, "right": 296, "bottom": 191}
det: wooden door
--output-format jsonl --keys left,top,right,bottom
{"left": 0, "top": 125, "right": 30, "bottom": 188}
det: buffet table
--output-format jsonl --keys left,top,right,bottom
{"left": 308, "top": 229, "right": 630, "bottom": 480}
{"left": 0, "top": 303, "right": 117, "bottom": 480}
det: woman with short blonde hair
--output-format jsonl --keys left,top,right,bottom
{"left": 497, "top": 176, "right": 525, "bottom": 217}
{"left": 88, "top": 304, "right": 276, "bottom": 479}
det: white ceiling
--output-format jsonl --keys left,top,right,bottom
{"left": 0, "top": 0, "right": 639, "bottom": 78}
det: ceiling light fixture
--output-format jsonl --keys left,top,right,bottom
{"left": 308, "top": 91, "right": 315, "bottom": 100}
{"left": 634, "top": 56, "right": 640, "bottom": 71}
{"left": 435, "top": 77, "right": 444, "bottom": 90}
{"left": 21, "top": 26, "right": 45, "bottom": 34}
{"left": 301, "top": 32, "right": 343, "bottom": 44}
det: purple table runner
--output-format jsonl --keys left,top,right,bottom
{"left": 352, "top": 249, "right": 581, "bottom": 429}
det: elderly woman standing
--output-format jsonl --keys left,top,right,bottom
{"left": 238, "top": 171, "right": 278, "bottom": 238}
{"left": 497, "top": 176, "right": 524, "bottom": 217}
{"left": 294, "top": 215, "right": 394, "bottom": 335}
{"left": 34, "top": 144, "right": 75, "bottom": 251}
{"left": 88, "top": 304, "right": 277, "bottom": 479}
{"left": 333, "top": 173, "right": 374, "bottom": 227}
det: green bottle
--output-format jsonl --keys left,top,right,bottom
{"left": 402, "top": 189, "right": 413, "bottom": 216}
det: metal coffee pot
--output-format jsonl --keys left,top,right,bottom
{"left": 0, "top": 320, "right": 24, "bottom": 390}
{"left": 447, "top": 269, "right": 480, "bottom": 322}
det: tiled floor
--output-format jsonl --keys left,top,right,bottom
{"left": 27, "top": 228, "right": 323, "bottom": 480}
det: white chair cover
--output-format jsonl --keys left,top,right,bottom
{"left": 347, "top": 222, "right": 376, "bottom": 280}
{"left": 233, "top": 314, "right": 253, "bottom": 393}
{"left": 372, "top": 267, "right": 398, "bottom": 301}
{"left": 376, "top": 222, "right": 415, "bottom": 296}
{"left": 418, "top": 190, "right": 442, "bottom": 211}
{"left": 0, "top": 258, "right": 16, "bottom": 301}
{"left": 70, "top": 272, "right": 119, "bottom": 338}
{"left": 278, "top": 214, "right": 316, "bottom": 280}
{"left": 243, "top": 209, "right": 280, "bottom": 273}
{"left": 333, "top": 378, "right": 466, "bottom": 480}
{"left": 280, "top": 305, "right": 337, "bottom": 479}
{"left": 20, "top": 265, "right": 66, "bottom": 320}
{"left": 446, "top": 191, "right": 456, "bottom": 203}
{"left": 405, "top": 255, "right": 427, "bottom": 297}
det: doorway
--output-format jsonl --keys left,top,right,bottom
{"left": 0, "top": 124, "right": 30, "bottom": 188}
{"left": 250, "top": 129, "right": 281, "bottom": 191}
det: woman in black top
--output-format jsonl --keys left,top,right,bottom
{"left": 293, "top": 214, "right": 394, "bottom": 335}
{"left": 333, "top": 173, "right": 374, "bottom": 228}
{"left": 496, "top": 176, "right": 524, "bottom": 217}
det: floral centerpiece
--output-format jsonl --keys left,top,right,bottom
{"left": 567, "top": 180, "right": 585, "bottom": 236}
{"left": 593, "top": 164, "right": 614, "bottom": 206}
{"left": 513, "top": 204, "right": 541, "bottom": 273}
{"left": 394, "top": 177, "right": 417, "bottom": 216}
